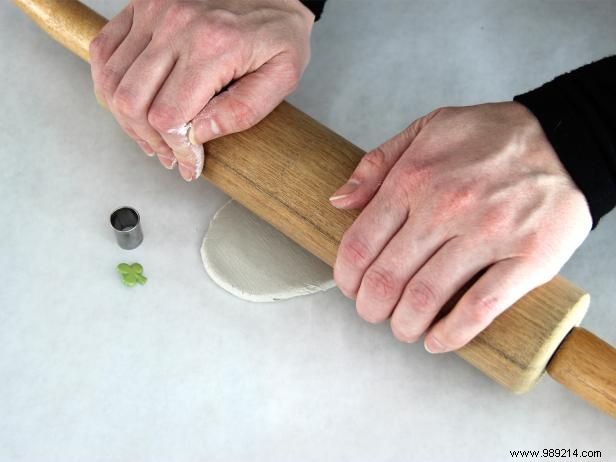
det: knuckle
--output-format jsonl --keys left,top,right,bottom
{"left": 392, "top": 163, "right": 433, "bottom": 192}
{"left": 147, "top": 106, "right": 176, "bottom": 132}
{"left": 112, "top": 86, "right": 141, "bottom": 119}
{"left": 89, "top": 32, "right": 107, "bottom": 60}
{"left": 195, "top": 11, "right": 239, "bottom": 51}
{"left": 163, "top": 2, "right": 198, "bottom": 26}
{"left": 98, "top": 65, "right": 120, "bottom": 95}
{"left": 287, "top": 63, "right": 303, "bottom": 87}
{"left": 227, "top": 97, "right": 261, "bottom": 132}
{"left": 147, "top": 0, "right": 169, "bottom": 11}
{"left": 206, "top": 27, "right": 236, "bottom": 52}
{"left": 339, "top": 234, "right": 371, "bottom": 269}
{"left": 362, "top": 267, "right": 398, "bottom": 301}
{"left": 443, "top": 184, "right": 476, "bottom": 213}
{"left": 429, "top": 184, "right": 478, "bottom": 226}
{"left": 480, "top": 207, "right": 510, "bottom": 237}
{"left": 361, "top": 146, "right": 388, "bottom": 172}
{"left": 278, "top": 62, "right": 303, "bottom": 93}
{"left": 517, "top": 232, "right": 544, "bottom": 256}
{"left": 405, "top": 280, "right": 437, "bottom": 315}
{"left": 433, "top": 106, "right": 453, "bottom": 118}
{"left": 466, "top": 293, "right": 500, "bottom": 325}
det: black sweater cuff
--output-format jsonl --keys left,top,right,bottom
{"left": 299, "top": 0, "right": 326, "bottom": 21}
{"left": 514, "top": 56, "right": 616, "bottom": 228}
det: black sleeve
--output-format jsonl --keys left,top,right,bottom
{"left": 514, "top": 56, "right": 616, "bottom": 228}
{"left": 299, "top": 0, "right": 326, "bottom": 20}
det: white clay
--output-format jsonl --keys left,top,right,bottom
{"left": 201, "top": 200, "right": 335, "bottom": 302}
{"left": 167, "top": 122, "right": 204, "bottom": 178}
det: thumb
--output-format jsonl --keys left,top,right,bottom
{"left": 188, "top": 58, "right": 299, "bottom": 145}
{"left": 329, "top": 109, "right": 440, "bottom": 210}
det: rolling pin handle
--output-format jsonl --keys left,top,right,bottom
{"left": 547, "top": 327, "right": 616, "bottom": 418}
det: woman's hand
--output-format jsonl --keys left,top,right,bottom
{"left": 90, "top": 0, "right": 314, "bottom": 181}
{"left": 330, "top": 102, "right": 592, "bottom": 353}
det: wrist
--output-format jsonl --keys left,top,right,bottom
{"left": 508, "top": 101, "right": 593, "bottom": 227}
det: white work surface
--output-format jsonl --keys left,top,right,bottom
{"left": 1, "top": 1, "right": 615, "bottom": 460}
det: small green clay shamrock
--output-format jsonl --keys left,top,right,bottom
{"left": 117, "top": 263, "right": 147, "bottom": 287}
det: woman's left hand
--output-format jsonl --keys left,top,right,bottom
{"left": 330, "top": 102, "right": 592, "bottom": 353}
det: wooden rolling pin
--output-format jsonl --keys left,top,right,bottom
{"left": 13, "top": 0, "right": 616, "bottom": 417}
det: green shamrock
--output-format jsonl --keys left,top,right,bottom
{"left": 117, "top": 263, "right": 147, "bottom": 287}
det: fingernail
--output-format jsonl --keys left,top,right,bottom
{"left": 188, "top": 125, "right": 198, "bottom": 145}
{"left": 178, "top": 162, "right": 195, "bottom": 182}
{"left": 158, "top": 154, "right": 176, "bottom": 170}
{"left": 137, "top": 140, "right": 155, "bottom": 157}
{"left": 329, "top": 179, "right": 360, "bottom": 202}
{"left": 95, "top": 93, "right": 108, "bottom": 109}
{"left": 210, "top": 118, "right": 221, "bottom": 136}
{"left": 189, "top": 118, "right": 220, "bottom": 145}
{"left": 424, "top": 336, "right": 446, "bottom": 354}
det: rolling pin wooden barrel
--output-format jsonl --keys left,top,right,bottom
{"left": 13, "top": 0, "right": 616, "bottom": 417}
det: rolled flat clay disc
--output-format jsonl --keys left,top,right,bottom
{"left": 201, "top": 200, "right": 335, "bottom": 302}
